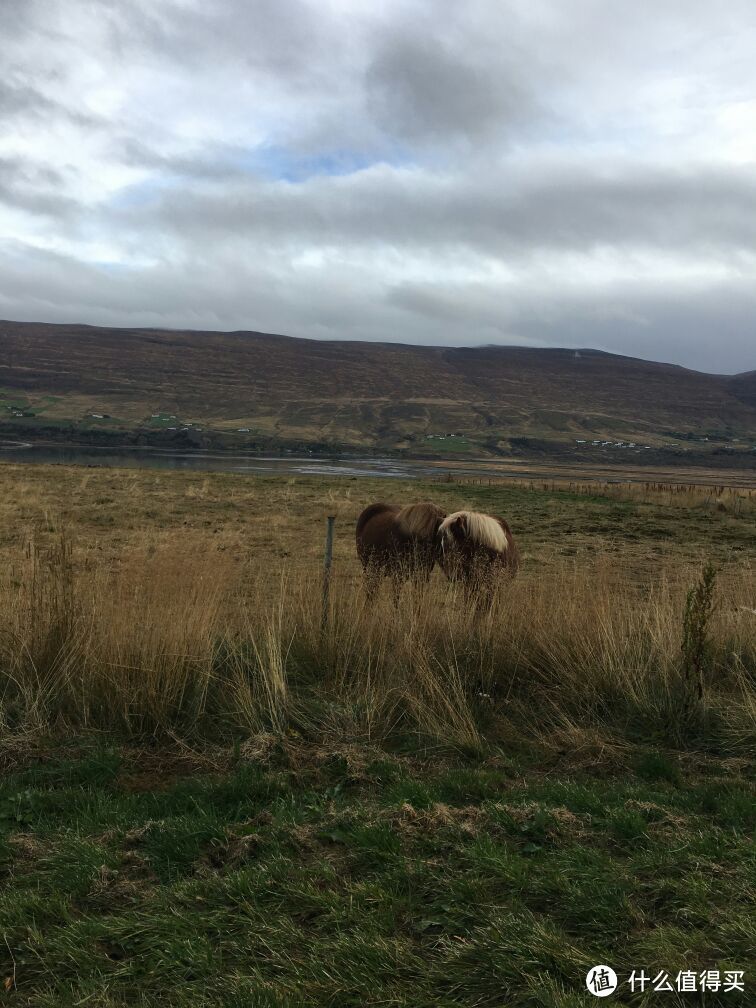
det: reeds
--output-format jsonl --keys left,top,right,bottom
{"left": 1, "top": 531, "right": 753, "bottom": 753}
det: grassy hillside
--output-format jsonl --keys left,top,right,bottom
{"left": 1, "top": 319, "right": 755, "bottom": 462}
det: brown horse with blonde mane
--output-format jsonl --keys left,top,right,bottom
{"left": 356, "top": 501, "right": 446, "bottom": 599}
{"left": 438, "top": 510, "right": 519, "bottom": 600}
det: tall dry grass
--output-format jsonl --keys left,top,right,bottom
{"left": 0, "top": 531, "right": 753, "bottom": 754}
{"left": 440, "top": 475, "right": 756, "bottom": 514}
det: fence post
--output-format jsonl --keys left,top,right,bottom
{"left": 321, "top": 515, "right": 336, "bottom": 634}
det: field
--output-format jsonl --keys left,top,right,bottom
{"left": 0, "top": 462, "right": 754, "bottom": 1006}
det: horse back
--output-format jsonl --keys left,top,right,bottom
{"left": 356, "top": 502, "right": 439, "bottom": 575}
{"left": 356, "top": 502, "right": 400, "bottom": 538}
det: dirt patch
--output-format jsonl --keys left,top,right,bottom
{"left": 623, "top": 799, "right": 690, "bottom": 833}
{"left": 199, "top": 831, "right": 264, "bottom": 872}
{"left": 116, "top": 745, "right": 230, "bottom": 792}
{"left": 387, "top": 802, "right": 487, "bottom": 837}
{"left": 7, "top": 833, "right": 48, "bottom": 862}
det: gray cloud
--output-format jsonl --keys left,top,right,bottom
{"left": 365, "top": 31, "right": 535, "bottom": 145}
{"left": 388, "top": 274, "right": 756, "bottom": 374}
{"left": 0, "top": 157, "right": 81, "bottom": 221}
{"left": 101, "top": 0, "right": 327, "bottom": 77}
{"left": 112, "top": 137, "right": 255, "bottom": 182}
{"left": 0, "top": 80, "right": 99, "bottom": 129}
{"left": 105, "top": 161, "right": 756, "bottom": 264}
{"left": 1, "top": 0, "right": 755, "bottom": 373}
{"left": 2, "top": 236, "right": 753, "bottom": 375}
{"left": 0, "top": 81, "right": 56, "bottom": 119}
{"left": 0, "top": 0, "right": 41, "bottom": 36}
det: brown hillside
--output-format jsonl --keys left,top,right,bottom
{"left": 1, "top": 319, "right": 754, "bottom": 452}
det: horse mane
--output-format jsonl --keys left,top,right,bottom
{"left": 395, "top": 502, "right": 446, "bottom": 540}
{"left": 440, "top": 510, "right": 509, "bottom": 553}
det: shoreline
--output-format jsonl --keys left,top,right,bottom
{"left": 2, "top": 441, "right": 756, "bottom": 488}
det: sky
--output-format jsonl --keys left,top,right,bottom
{"left": 2, "top": 0, "right": 755, "bottom": 374}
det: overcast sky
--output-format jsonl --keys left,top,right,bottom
{"left": 2, "top": 0, "right": 755, "bottom": 373}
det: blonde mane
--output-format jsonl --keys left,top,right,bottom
{"left": 440, "top": 510, "right": 509, "bottom": 552}
{"left": 395, "top": 502, "right": 445, "bottom": 540}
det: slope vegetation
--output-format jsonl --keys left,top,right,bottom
{"left": 1, "top": 319, "right": 754, "bottom": 460}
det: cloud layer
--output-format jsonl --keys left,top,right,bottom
{"left": 2, "top": 0, "right": 755, "bottom": 372}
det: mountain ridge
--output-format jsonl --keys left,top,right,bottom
{"left": 4, "top": 316, "right": 752, "bottom": 377}
{"left": 1, "top": 319, "right": 754, "bottom": 463}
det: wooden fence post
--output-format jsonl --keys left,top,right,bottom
{"left": 321, "top": 515, "right": 336, "bottom": 634}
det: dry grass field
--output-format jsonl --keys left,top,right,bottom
{"left": 0, "top": 462, "right": 753, "bottom": 743}
{"left": 0, "top": 462, "right": 753, "bottom": 1006}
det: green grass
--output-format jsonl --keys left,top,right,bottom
{"left": 0, "top": 743, "right": 751, "bottom": 1007}
{"left": 144, "top": 412, "right": 184, "bottom": 428}
{"left": 422, "top": 435, "right": 477, "bottom": 454}
{"left": 0, "top": 390, "right": 62, "bottom": 417}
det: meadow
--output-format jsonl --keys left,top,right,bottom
{"left": 0, "top": 463, "right": 753, "bottom": 1006}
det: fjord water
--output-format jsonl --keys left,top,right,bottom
{"left": 0, "top": 441, "right": 426, "bottom": 478}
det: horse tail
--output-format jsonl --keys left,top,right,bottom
{"left": 356, "top": 502, "right": 396, "bottom": 537}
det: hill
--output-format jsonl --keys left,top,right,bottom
{"left": 1, "top": 319, "right": 754, "bottom": 464}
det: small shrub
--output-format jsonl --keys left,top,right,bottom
{"left": 681, "top": 562, "right": 717, "bottom": 703}
{"left": 676, "top": 562, "right": 717, "bottom": 739}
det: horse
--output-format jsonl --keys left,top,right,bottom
{"left": 437, "top": 510, "right": 519, "bottom": 603}
{"left": 355, "top": 501, "right": 446, "bottom": 600}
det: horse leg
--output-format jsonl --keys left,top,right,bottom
{"left": 419, "top": 555, "right": 436, "bottom": 586}
{"left": 461, "top": 564, "right": 492, "bottom": 621}
{"left": 475, "top": 587, "right": 492, "bottom": 621}
{"left": 469, "top": 583, "right": 488, "bottom": 623}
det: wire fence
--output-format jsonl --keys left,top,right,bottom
{"left": 430, "top": 474, "right": 756, "bottom": 494}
